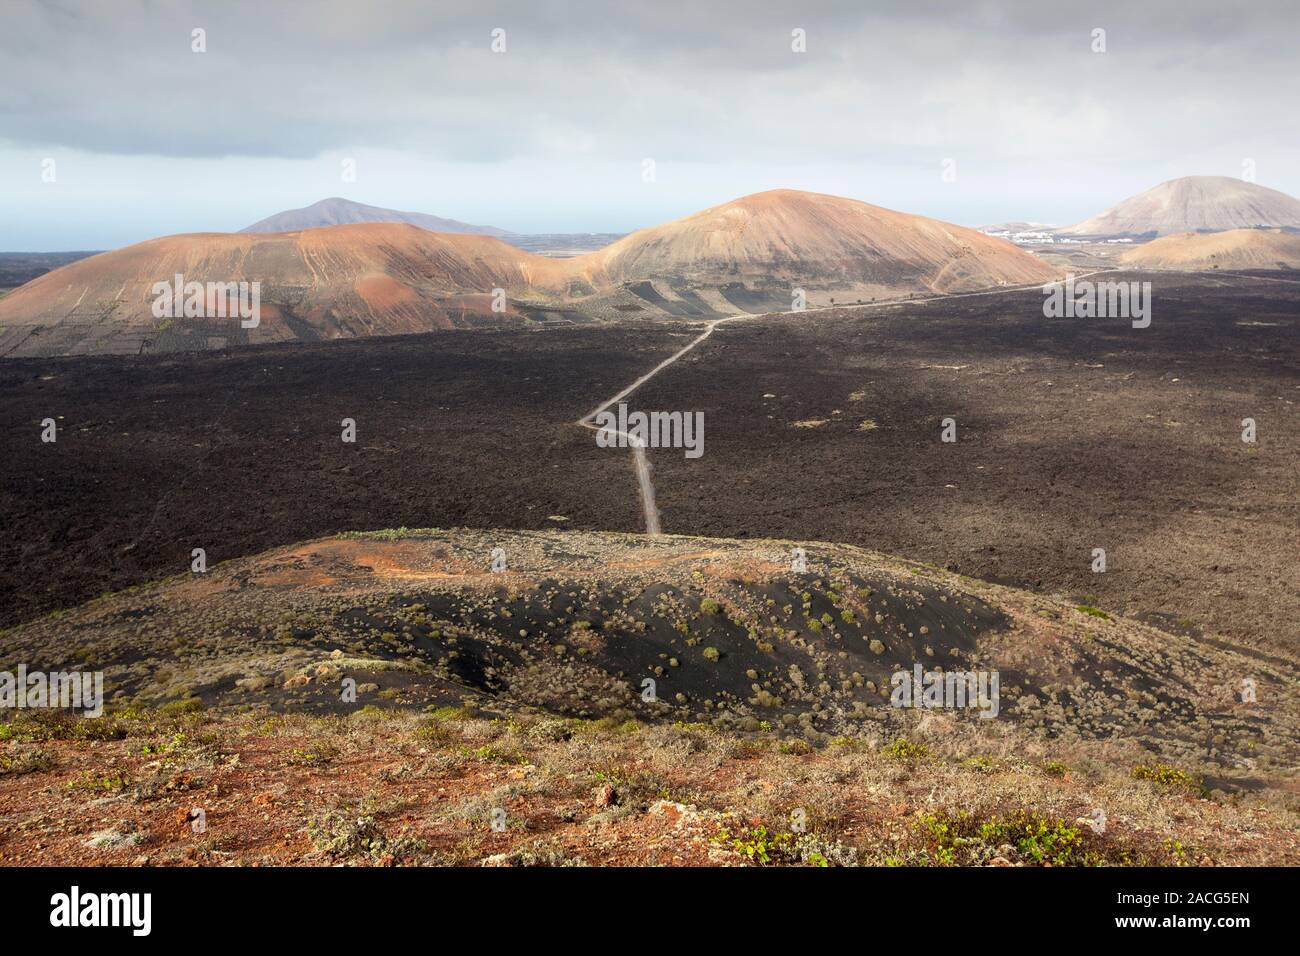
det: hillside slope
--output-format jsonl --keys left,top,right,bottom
{"left": 0, "top": 224, "right": 569, "bottom": 356}
{"left": 5, "top": 528, "right": 1289, "bottom": 768}
{"left": 581, "top": 189, "right": 1058, "bottom": 308}
{"left": 1121, "top": 227, "right": 1300, "bottom": 270}
{"left": 1061, "top": 176, "right": 1300, "bottom": 237}
{"left": 2, "top": 527, "right": 1294, "bottom": 865}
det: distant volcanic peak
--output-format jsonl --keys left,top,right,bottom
{"left": 1120, "top": 227, "right": 1300, "bottom": 270}
{"left": 1062, "top": 176, "right": 1300, "bottom": 237}
{"left": 240, "top": 197, "right": 512, "bottom": 237}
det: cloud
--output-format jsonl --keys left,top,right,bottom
{"left": 3, "top": 0, "right": 1296, "bottom": 165}
{"left": 1, "top": 0, "right": 1297, "bottom": 246}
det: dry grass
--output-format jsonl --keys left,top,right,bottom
{"left": 0, "top": 705, "right": 1294, "bottom": 867}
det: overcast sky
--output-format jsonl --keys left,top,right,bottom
{"left": 2, "top": 0, "right": 1297, "bottom": 249}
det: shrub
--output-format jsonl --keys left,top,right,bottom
{"left": 288, "top": 744, "right": 339, "bottom": 767}
{"left": 486, "top": 840, "right": 586, "bottom": 867}
{"left": 712, "top": 825, "right": 795, "bottom": 865}
{"left": 0, "top": 712, "right": 127, "bottom": 743}
{"left": 0, "top": 748, "right": 53, "bottom": 776}
{"left": 414, "top": 721, "right": 456, "bottom": 745}
{"left": 67, "top": 770, "right": 130, "bottom": 793}
{"left": 916, "top": 810, "right": 1088, "bottom": 866}
{"left": 307, "top": 808, "right": 425, "bottom": 861}
{"left": 463, "top": 744, "right": 525, "bottom": 765}
{"left": 1131, "top": 763, "right": 1205, "bottom": 795}
{"left": 712, "top": 825, "right": 858, "bottom": 867}
{"left": 883, "top": 737, "right": 930, "bottom": 760}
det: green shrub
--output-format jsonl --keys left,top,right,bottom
{"left": 712, "top": 825, "right": 858, "bottom": 867}
{"left": 68, "top": 770, "right": 130, "bottom": 793}
{"left": 883, "top": 737, "right": 931, "bottom": 760}
{"left": 916, "top": 810, "right": 1104, "bottom": 866}
{"left": 1131, "top": 763, "right": 1205, "bottom": 795}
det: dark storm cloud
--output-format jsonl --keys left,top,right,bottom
{"left": 3, "top": 0, "right": 1297, "bottom": 165}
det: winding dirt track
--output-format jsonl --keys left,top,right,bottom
{"left": 576, "top": 271, "right": 1112, "bottom": 534}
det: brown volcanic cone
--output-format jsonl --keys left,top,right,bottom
{"left": 1061, "top": 176, "right": 1300, "bottom": 238}
{"left": 582, "top": 189, "right": 1059, "bottom": 301}
{"left": 0, "top": 223, "right": 569, "bottom": 357}
{"left": 1121, "top": 227, "right": 1300, "bottom": 271}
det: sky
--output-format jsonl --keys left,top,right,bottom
{"left": 1, "top": 0, "right": 1297, "bottom": 250}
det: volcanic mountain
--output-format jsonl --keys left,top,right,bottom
{"left": 0, "top": 223, "right": 570, "bottom": 357}
{"left": 241, "top": 197, "right": 511, "bottom": 237}
{"left": 0, "top": 189, "right": 1059, "bottom": 356}
{"left": 1120, "top": 228, "right": 1300, "bottom": 271}
{"left": 577, "top": 189, "right": 1059, "bottom": 310}
{"left": 1060, "top": 176, "right": 1300, "bottom": 238}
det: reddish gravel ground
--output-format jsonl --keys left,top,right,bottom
{"left": 3, "top": 709, "right": 1294, "bottom": 867}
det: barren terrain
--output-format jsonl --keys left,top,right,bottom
{"left": 1122, "top": 229, "right": 1300, "bottom": 271}
{"left": 2, "top": 703, "right": 1294, "bottom": 867}
{"left": 2, "top": 273, "right": 1293, "bottom": 651}
{"left": 634, "top": 272, "right": 1300, "bottom": 653}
